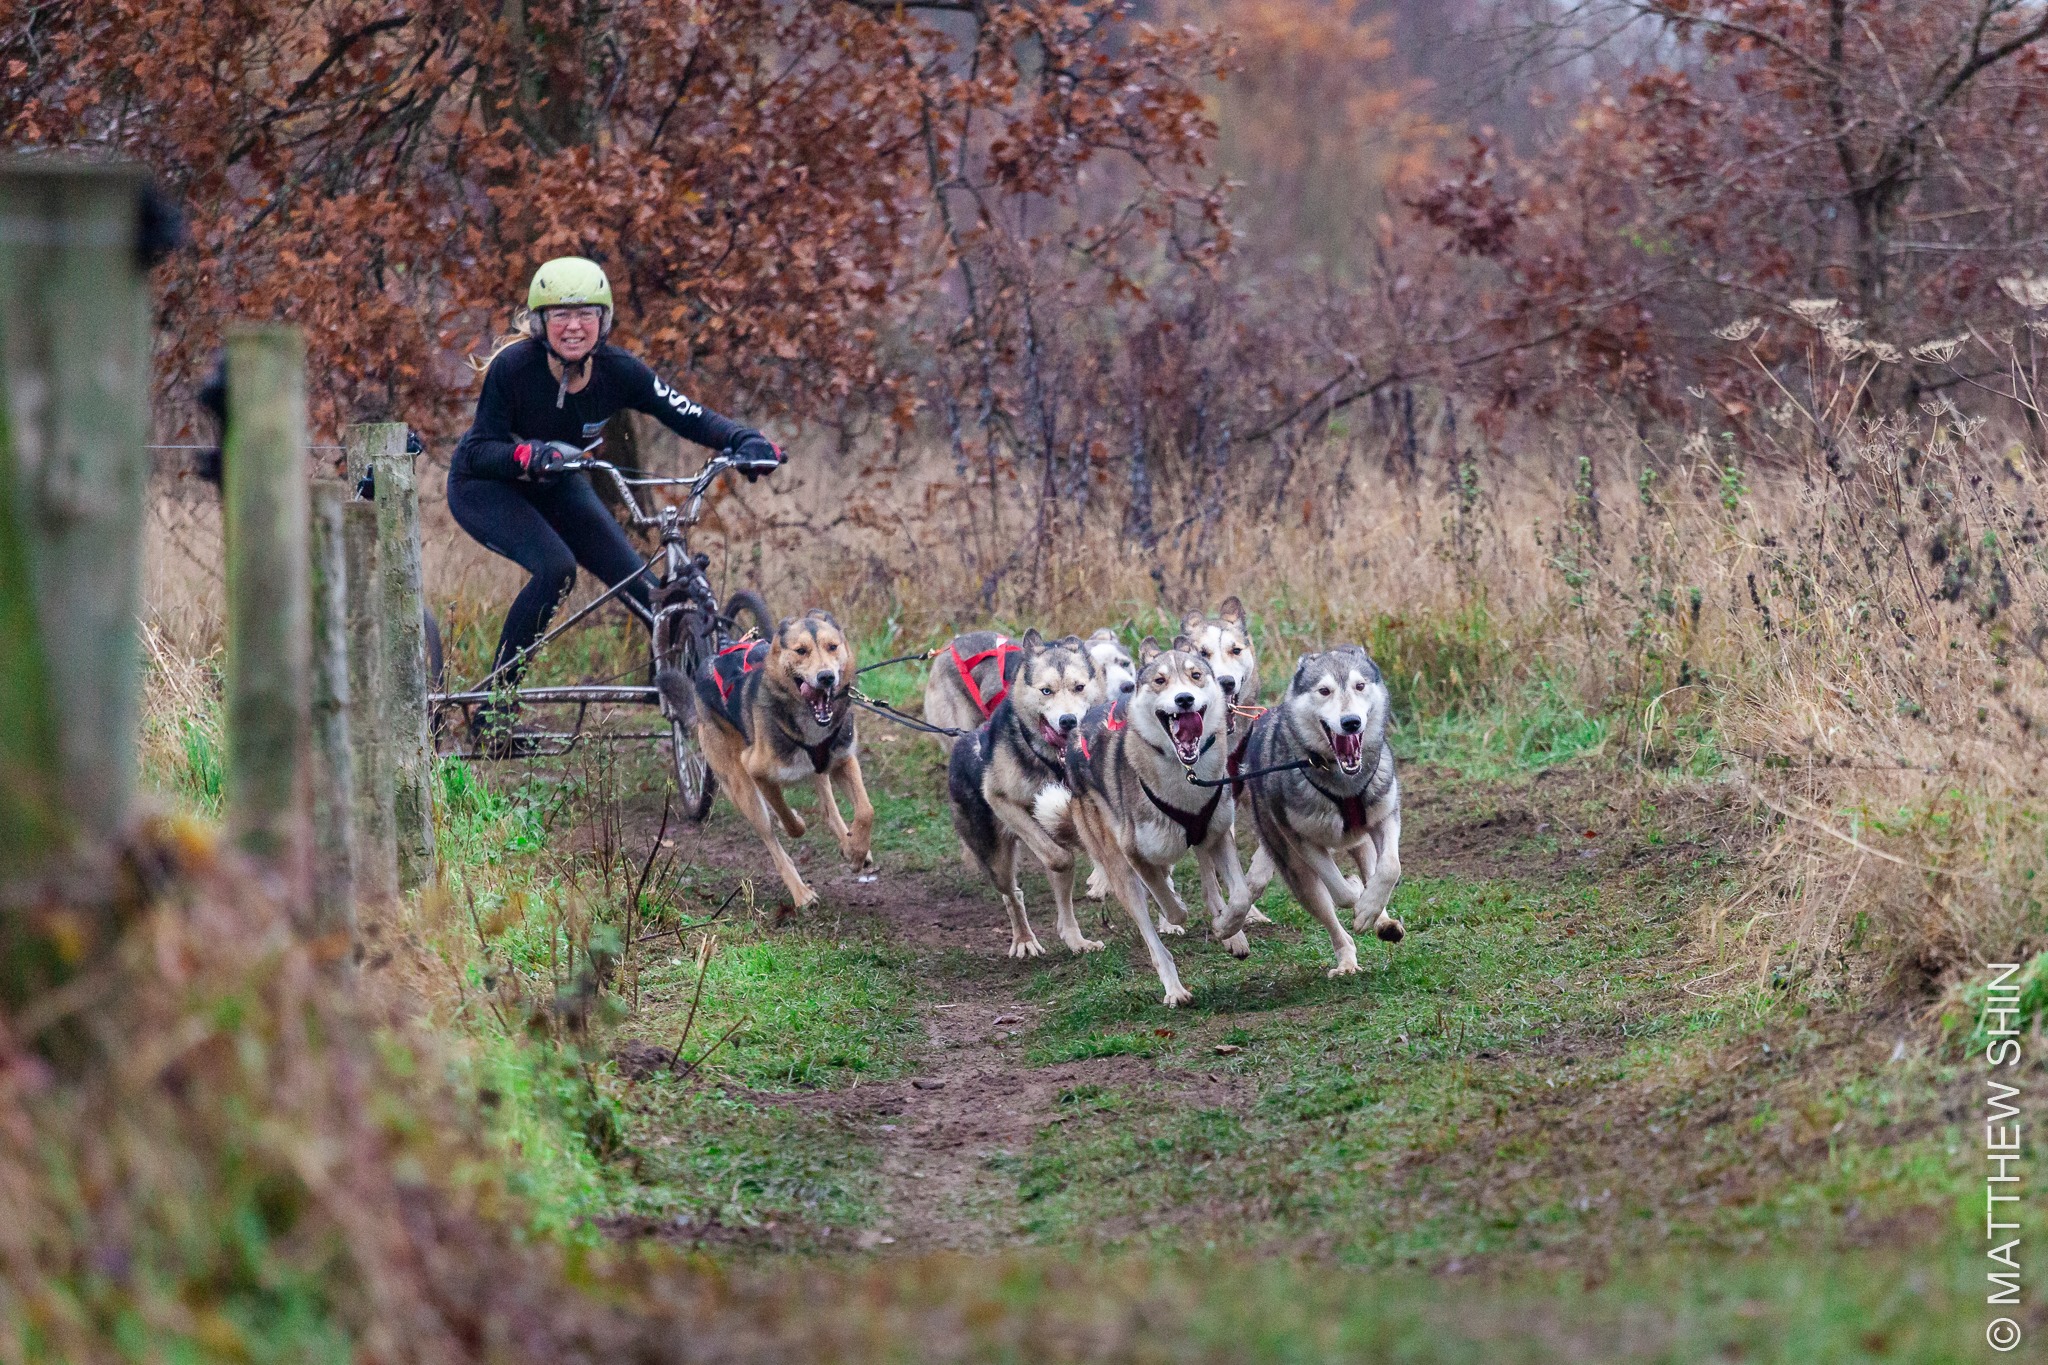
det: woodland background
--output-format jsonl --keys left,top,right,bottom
{"left": 8, "top": 3, "right": 2048, "bottom": 1360}
{"left": 16, "top": 0, "right": 2048, "bottom": 465}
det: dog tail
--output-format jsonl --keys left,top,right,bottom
{"left": 947, "top": 729, "right": 1000, "bottom": 866}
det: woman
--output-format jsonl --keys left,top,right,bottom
{"left": 450, "top": 256, "right": 783, "bottom": 749}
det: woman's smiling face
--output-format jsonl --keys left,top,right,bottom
{"left": 543, "top": 305, "right": 603, "bottom": 362}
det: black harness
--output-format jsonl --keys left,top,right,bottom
{"left": 699, "top": 640, "right": 768, "bottom": 735}
{"left": 782, "top": 725, "right": 846, "bottom": 775}
{"left": 1138, "top": 778, "right": 1225, "bottom": 847}
{"left": 1306, "top": 778, "right": 1374, "bottom": 833}
{"left": 700, "top": 640, "right": 848, "bottom": 771}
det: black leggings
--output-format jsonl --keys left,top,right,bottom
{"left": 446, "top": 471, "right": 652, "bottom": 686}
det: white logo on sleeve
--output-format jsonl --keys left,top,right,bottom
{"left": 652, "top": 378, "right": 703, "bottom": 420}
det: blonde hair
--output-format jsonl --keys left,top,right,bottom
{"left": 466, "top": 310, "right": 539, "bottom": 375}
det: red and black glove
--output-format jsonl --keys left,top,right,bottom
{"left": 512, "top": 439, "right": 581, "bottom": 478}
{"left": 730, "top": 431, "right": 784, "bottom": 482}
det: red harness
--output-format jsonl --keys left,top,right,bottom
{"left": 709, "top": 639, "right": 766, "bottom": 703}
{"left": 1072, "top": 697, "right": 1126, "bottom": 762}
{"left": 1226, "top": 705, "right": 1264, "bottom": 796}
{"left": 950, "top": 635, "right": 1021, "bottom": 720}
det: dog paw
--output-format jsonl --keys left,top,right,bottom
{"left": 1243, "top": 907, "right": 1273, "bottom": 926}
{"left": 781, "top": 815, "right": 808, "bottom": 839}
{"left": 1162, "top": 986, "right": 1195, "bottom": 1008}
{"left": 1064, "top": 936, "right": 1106, "bottom": 954}
{"left": 1222, "top": 931, "right": 1251, "bottom": 959}
{"left": 1009, "top": 937, "right": 1046, "bottom": 959}
{"left": 790, "top": 885, "right": 820, "bottom": 911}
{"left": 1156, "top": 917, "right": 1187, "bottom": 937}
{"left": 1373, "top": 915, "right": 1405, "bottom": 944}
{"left": 1327, "top": 958, "right": 1361, "bottom": 978}
{"left": 1084, "top": 867, "right": 1111, "bottom": 900}
{"left": 848, "top": 849, "right": 877, "bottom": 873}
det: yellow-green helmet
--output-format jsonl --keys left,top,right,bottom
{"left": 527, "top": 256, "right": 613, "bottom": 315}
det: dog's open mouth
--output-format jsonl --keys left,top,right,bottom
{"left": 797, "top": 681, "right": 836, "bottom": 725}
{"left": 1039, "top": 718, "right": 1070, "bottom": 750}
{"left": 1160, "top": 708, "right": 1207, "bottom": 764}
{"left": 1326, "top": 725, "right": 1365, "bottom": 774}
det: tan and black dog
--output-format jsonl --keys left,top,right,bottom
{"left": 947, "top": 630, "right": 1103, "bottom": 958}
{"left": 1065, "top": 638, "right": 1256, "bottom": 1007}
{"left": 696, "top": 610, "right": 875, "bottom": 909}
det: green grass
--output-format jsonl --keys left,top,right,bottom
{"left": 1403, "top": 676, "right": 1611, "bottom": 779}
{"left": 421, "top": 626, "right": 1970, "bottom": 1274}
{"left": 777, "top": 1237, "right": 2029, "bottom": 1363}
{"left": 116, "top": 614, "right": 2005, "bottom": 1356}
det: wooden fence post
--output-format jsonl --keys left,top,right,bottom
{"left": 308, "top": 478, "right": 356, "bottom": 960}
{"left": 342, "top": 494, "right": 398, "bottom": 911}
{"left": 348, "top": 423, "right": 436, "bottom": 889}
{"left": 223, "top": 325, "right": 312, "bottom": 904}
{"left": 0, "top": 159, "right": 151, "bottom": 1003}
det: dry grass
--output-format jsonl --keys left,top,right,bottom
{"left": 141, "top": 379, "right": 2048, "bottom": 1004}
{"left": 707, "top": 401, "right": 2048, "bottom": 1000}
{"left": 0, "top": 818, "right": 591, "bottom": 1362}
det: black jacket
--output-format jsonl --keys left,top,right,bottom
{"left": 451, "top": 339, "right": 746, "bottom": 480}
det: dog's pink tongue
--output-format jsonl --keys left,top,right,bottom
{"left": 1040, "top": 720, "right": 1067, "bottom": 749}
{"left": 1173, "top": 712, "right": 1204, "bottom": 746}
{"left": 1334, "top": 732, "right": 1363, "bottom": 764}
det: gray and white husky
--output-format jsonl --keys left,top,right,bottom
{"left": 1240, "top": 646, "right": 1404, "bottom": 976}
{"left": 1170, "top": 596, "right": 1275, "bottom": 924}
{"left": 1081, "top": 628, "right": 1138, "bottom": 704}
{"left": 1064, "top": 639, "right": 1256, "bottom": 1006}
{"left": 947, "top": 630, "right": 1105, "bottom": 958}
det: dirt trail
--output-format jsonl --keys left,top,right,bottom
{"left": 632, "top": 761, "right": 1746, "bottom": 1251}
{"left": 662, "top": 812, "right": 1259, "bottom": 1250}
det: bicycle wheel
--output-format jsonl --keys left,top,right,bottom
{"left": 652, "top": 608, "right": 717, "bottom": 822}
{"left": 718, "top": 589, "right": 773, "bottom": 646}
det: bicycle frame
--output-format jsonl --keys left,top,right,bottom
{"left": 430, "top": 449, "right": 743, "bottom": 752}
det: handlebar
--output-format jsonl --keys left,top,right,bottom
{"left": 557, "top": 451, "right": 739, "bottom": 529}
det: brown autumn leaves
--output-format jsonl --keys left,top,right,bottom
{"left": 7, "top": 1, "right": 2048, "bottom": 451}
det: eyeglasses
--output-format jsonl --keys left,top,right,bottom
{"left": 545, "top": 306, "right": 605, "bottom": 326}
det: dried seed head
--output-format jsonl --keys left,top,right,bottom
{"left": 1998, "top": 274, "right": 2048, "bottom": 309}
{"left": 1788, "top": 298, "right": 1840, "bottom": 322}
{"left": 1867, "top": 341, "right": 1902, "bottom": 363}
{"left": 1818, "top": 316, "right": 1865, "bottom": 339}
{"left": 1821, "top": 330, "right": 1868, "bottom": 360}
{"left": 1713, "top": 317, "right": 1762, "bottom": 342}
{"left": 1909, "top": 336, "right": 1964, "bottom": 364}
